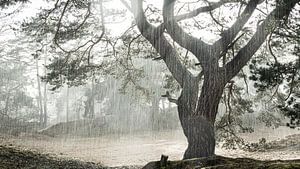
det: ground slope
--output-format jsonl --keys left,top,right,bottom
{"left": 0, "top": 145, "right": 139, "bottom": 169}
{"left": 1, "top": 144, "right": 299, "bottom": 169}
{"left": 0, "top": 145, "right": 105, "bottom": 169}
{"left": 142, "top": 155, "right": 300, "bottom": 169}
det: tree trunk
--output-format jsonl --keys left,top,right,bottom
{"left": 178, "top": 97, "right": 217, "bottom": 159}
{"left": 151, "top": 96, "right": 160, "bottom": 131}
{"left": 36, "top": 59, "right": 44, "bottom": 127}
{"left": 181, "top": 114, "right": 216, "bottom": 159}
{"left": 43, "top": 83, "right": 47, "bottom": 127}
{"left": 91, "top": 77, "right": 95, "bottom": 118}
{"left": 66, "top": 87, "right": 69, "bottom": 123}
{"left": 178, "top": 71, "right": 225, "bottom": 159}
{"left": 83, "top": 79, "right": 96, "bottom": 119}
{"left": 43, "top": 54, "right": 48, "bottom": 127}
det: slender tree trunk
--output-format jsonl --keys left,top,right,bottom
{"left": 91, "top": 77, "right": 95, "bottom": 118}
{"left": 66, "top": 87, "right": 69, "bottom": 123}
{"left": 161, "top": 98, "right": 165, "bottom": 113}
{"left": 43, "top": 82, "right": 47, "bottom": 127}
{"left": 4, "top": 95, "right": 10, "bottom": 115}
{"left": 151, "top": 96, "right": 160, "bottom": 131}
{"left": 56, "top": 107, "right": 60, "bottom": 123}
{"left": 83, "top": 79, "right": 96, "bottom": 119}
{"left": 43, "top": 55, "right": 48, "bottom": 127}
{"left": 36, "top": 59, "right": 44, "bottom": 127}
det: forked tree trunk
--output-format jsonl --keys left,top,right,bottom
{"left": 178, "top": 71, "right": 225, "bottom": 159}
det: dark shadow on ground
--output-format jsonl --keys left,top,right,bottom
{"left": 143, "top": 155, "right": 300, "bottom": 169}
{"left": 0, "top": 145, "right": 140, "bottom": 169}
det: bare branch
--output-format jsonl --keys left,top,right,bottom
{"left": 126, "top": 34, "right": 141, "bottom": 57}
{"left": 240, "top": 69, "right": 249, "bottom": 94}
{"left": 87, "top": 0, "right": 105, "bottom": 64}
{"left": 175, "top": 0, "right": 241, "bottom": 21}
{"left": 53, "top": 1, "right": 101, "bottom": 55}
{"left": 54, "top": 0, "right": 71, "bottom": 53}
{"left": 268, "top": 31, "right": 279, "bottom": 63}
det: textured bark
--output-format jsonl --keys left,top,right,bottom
{"left": 178, "top": 71, "right": 225, "bottom": 159}
{"left": 181, "top": 114, "right": 216, "bottom": 159}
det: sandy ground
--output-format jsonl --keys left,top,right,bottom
{"left": 0, "top": 126, "right": 299, "bottom": 167}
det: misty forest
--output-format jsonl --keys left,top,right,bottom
{"left": 0, "top": 0, "right": 300, "bottom": 168}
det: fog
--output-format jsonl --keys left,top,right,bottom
{"left": 0, "top": 0, "right": 299, "bottom": 168}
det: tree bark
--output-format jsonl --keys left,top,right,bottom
{"left": 181, "top": 115, "right": 215, "bottom": 159}
{"left": 178, "top": 72, "right": 225, "bottom": 159}
{"left": 178, "top": 94, "right": 216, "bottom": 159}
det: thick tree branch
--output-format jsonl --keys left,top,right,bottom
{"left": 225, "top": 0, "right": 299, "bottom": 82}
{"left": 163, "top": 0, "right": 211, "bottom": 64}
{"left": 212, "top": 0, "right": 261, "bottom": 58}
{"left": 120, "top": 0, "right": 132, "bottom": 12}
{"left": 131, "top": 0, "right": 193, "bottom": 87}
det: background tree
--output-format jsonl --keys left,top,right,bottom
{"left": 0, "top": 62, "right": 39, "bottom": 135}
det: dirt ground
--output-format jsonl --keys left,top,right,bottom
{"left": 0, "top": 145, "right": 104, "bottom": 169}
{"left": 1, "top": 144, "right": 299, "bottom": 169}
{"left": 0, "top": 127, "right": 299, "bottom": 167}
{"left": 0, "top": 144, "right": 142, "bottom": 169}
